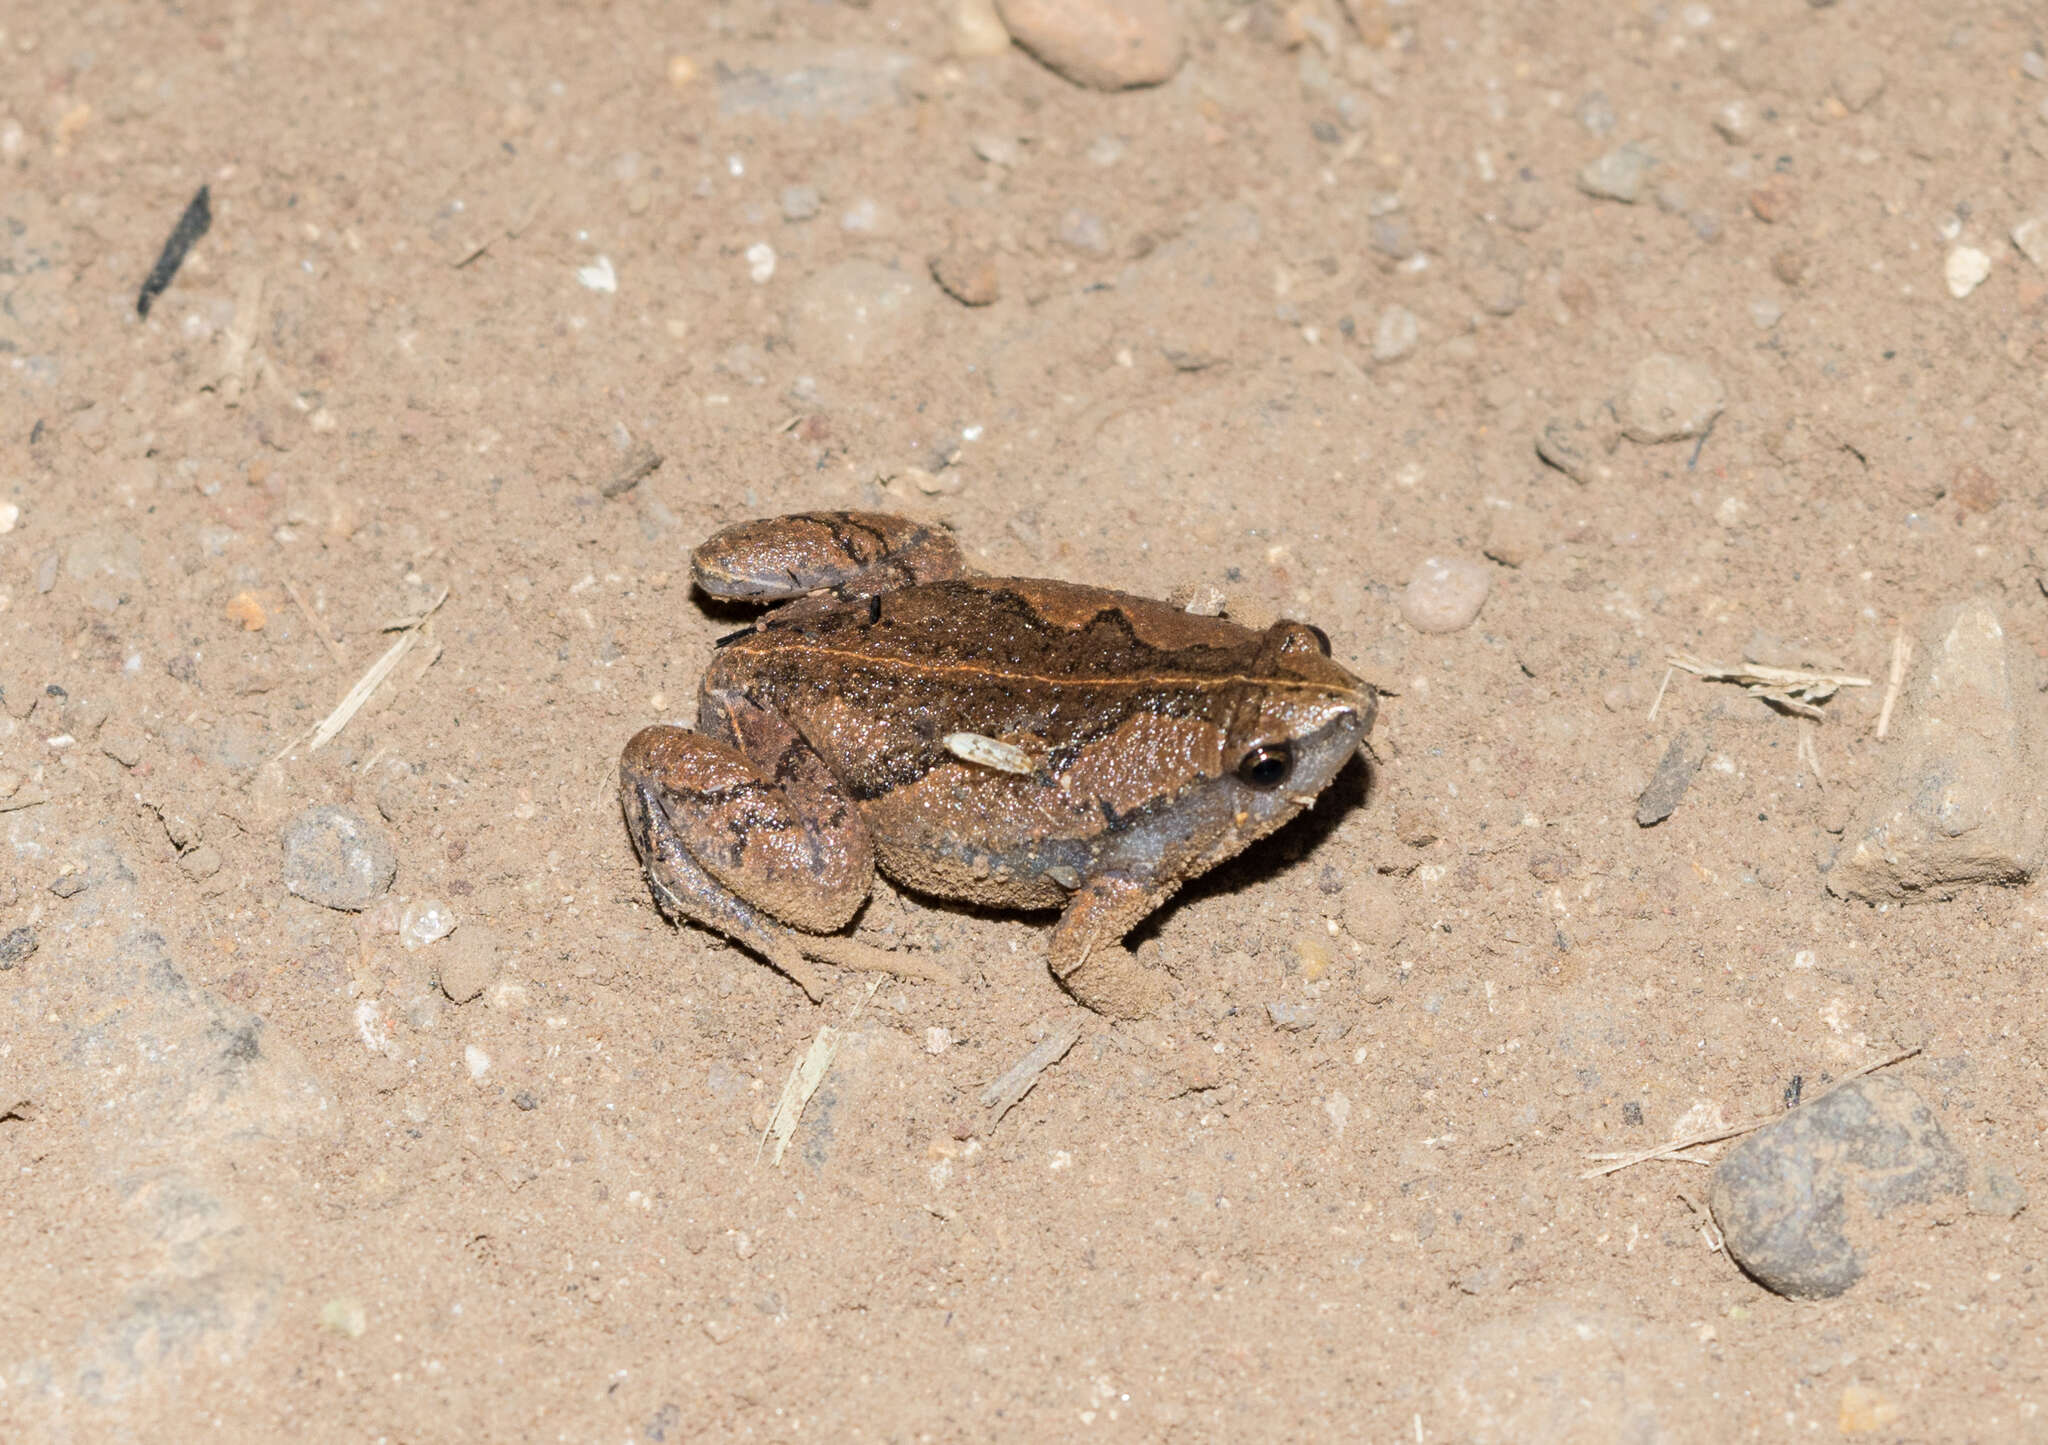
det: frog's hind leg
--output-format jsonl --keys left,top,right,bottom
{"left": 620, "top": 714, "right": 876, "bottom": 1000}
{"left": 691, "top": 511, "right": 967, "bottom": 602}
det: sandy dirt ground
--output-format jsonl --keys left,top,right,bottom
{"left": 4, "top": 0, "right": 2048, "bottom": 1439}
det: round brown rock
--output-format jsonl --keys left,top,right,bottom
{"left": 995, "top": 0, "right": 1183, "bottom": 90}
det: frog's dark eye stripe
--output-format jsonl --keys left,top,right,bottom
{"left": 1304, "top": 624, "right": 1332, "bottom": 656}
{"left": 1238, "top": 741, "right": 1293, "bottom": 789}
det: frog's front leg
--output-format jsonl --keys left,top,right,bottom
{"left": 1047, "top": 875, "right": 1175, "bottom": 1019}
{"left": 619, "top": 694, "right": 876, "bottom": 1000}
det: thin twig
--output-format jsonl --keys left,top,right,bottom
{"left": 1581, "top": 1045, "right": 1922, "bottom": 1179}
{"left": 282, "top": 578, "right": 347, "bottom": 669}
{"left": 981, "top": 1017, "right": 1085, "bottom": 1126}
{"left": 1876, "top": 629, "right": 1909, "bottom": 740}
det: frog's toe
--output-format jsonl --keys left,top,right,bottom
{"left": 1055, "top": 950, "right": 1171, "bottom": 1019}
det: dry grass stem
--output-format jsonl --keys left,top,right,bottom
{"left": 1797, "top": 721, "right": 1826, "bottom": 787}
{"left": 762, "top": 1025, "right": 842, "bottom": 1166}
{"left": 1666, "top": 652, "right": 1872, "bottom": 721}
{"left": 1581, "top": 1044, "right": 1921, "bottom": 1179}
{"left": 1876, "top": 629, "right": 1909, "bottom": 740}
{"left": 1646, "top": 664, "right": 1674, "bottom": 723}
{"left": 276, "top": 588, "right": 448, "bottom": 760}
{"left": 981, "top": 1017, "right": 1085, "bottom": 1125}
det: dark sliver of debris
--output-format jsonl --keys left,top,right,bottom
{"left": 136, "top": 185, "right": 213, "bottom": 318}
{"left": 1636, "top": 725, "right": 1711, "bottom": 827}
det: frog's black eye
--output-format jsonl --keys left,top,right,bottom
{"left": 1238, "top": 741, "right": 1293, "bottom": 789}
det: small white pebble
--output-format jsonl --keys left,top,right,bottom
{"left": 1400, "top": 556, "right": 1492, "bottom": 634}
{"left": 400, "top": 898, "right": 458, "bottom": 949}
{"left": 745, "top": 242, "right": 776, "bottom": 284}
{"left": 1945, "top": 245, "right": 1991, "bottom": 299}
{"left": 577, "top": 256, "right": 617, "bottom": 293}
{"left": 925, "top": 1027, "right": 951, "bottom": 1055}
{"left": 0, "top": 503, "right": 20, "bottom": 534}
{"left": 464, "top": 1044, "right": 492, "bottom": 1079}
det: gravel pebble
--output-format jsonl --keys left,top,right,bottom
{"left": 1372, "top": 305, "right": 1419, "bottom": 362}
{"left": 1576, "top": 145, "right": 1651, "bottom": 203}
{"left": 2013, "top": 212, "right": 2048, "bottom": 269}
{"left": 281, "top": 805, "right": 397, "bottom": 911}
{"left": 1709, "top": 1076, "right": 1967, "bottom": 1299}
{"left": 1747, "top": 297, "right": 1783, "bottom": 329}
{"left": 949, "top": 0, "right": 1011, "bottom": 57}
{"left": 178, "top": 843, "right": 223, "bottom": 881}
{"left": 779, "top": 184, "right": 821, "bottom": 222}
{"left": 400, "top": 898, "right": 457, "bottom": 949}
{"left": 1400, "top": 556, "right": 1490, "bottom": 633}
{"left": 1265, "top": 1000, "right": 1319, "bottom": 1032}
{"left": 996, "top": 0, "right": 1183, "bottom": 90}
{"left": 1500, "top": 178, "right": 1553, "bottom": 232}
{"left": 930, "top": 244, "right": 1001, "bottom": 306}
{"left": 1057, "top": 208, "right": 1109, "bottom": 254}
{"left": 1481, "top": 509, "right": 1544, "bottom": 568}
{"left": 1945, "top": 245, "right": 1991, "bottom": 298}
{"left": 1620, "top": 353, "right": 1725, "bottom": 443}
{"left": 1712, "top": 99, "right": 1755, "bottom": 143}
{"left": 0, "top": 926, "right": 36, "bottom": 968}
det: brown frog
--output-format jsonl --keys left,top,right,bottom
{"left": 619, "top": 511, "right": 1375, "bottom": 1017}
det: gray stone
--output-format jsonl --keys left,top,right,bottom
{"left": 280, "top": 805, "right": 397, "bottom": 911}
{"left": 779, "top": 184, "right": 821, "bottom": 223}
{"left": 714, "top": 46, "right": 913, "bottom": 122}
{"left": 1371, "top": 304, "right": 1419, "bottom": 362}
{"left": 1829, "top": 600, "right": 2046, "bottom": 900}
{"left": 1576, "top": 145, "right": 1652, "bottom": 204}
{"left": 1637, "top": 726, "right": 1712, "bottom": 826}
{"left": 1619, "top": 353, "right": 1725, "bottom": 443}
{"left": 1709, "top": 1076, "right": 1967, "bottom": 1299}
{"left": 1265, "top": 1001, "right": 1319, "bottom": 1032}
{"left": 0, "top": 925, "right": 35, "bottom": 968}
{"left": 1534, "top": 414, "right": 1617, "bottom": 486}
{"left": 62, "top": 527, "right": 145, "bottom": 613}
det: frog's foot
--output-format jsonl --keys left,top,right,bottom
{"left": 1047, "top": 875, "right": 1173, "bottom": 1019}
{"left": 692, "top": 511, "right": 967, "bottom": 602}
{"left": 799, "top": 934, "right": 961, "bottom": 987}
{"left": 621, "top": 722, "right": 876, "bottom": 1000}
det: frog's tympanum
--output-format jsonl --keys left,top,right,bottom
{"left": 620, "top": 512, "right": 1375, "bottom": 1018}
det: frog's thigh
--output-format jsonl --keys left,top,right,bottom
{"left": 1047, "top": 875, "right": 1173, "bottom": 1020}
{"left": 620, "top": 722, "right": 874, "bottom": 935}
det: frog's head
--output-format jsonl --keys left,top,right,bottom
{"left": 1222, "top": 620, "right": 1376, "bottom": 826}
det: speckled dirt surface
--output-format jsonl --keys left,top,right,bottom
{"left": 3, "top": 1, "right": 2047, "bottom": 1439}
